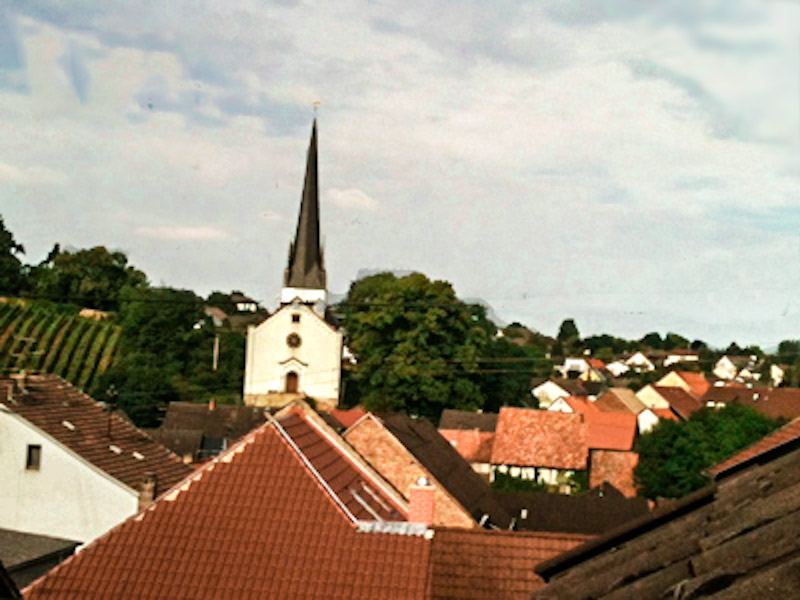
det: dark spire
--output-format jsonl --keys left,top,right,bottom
{"left": 284, "top": 120, "right": 326, "bottom": 290}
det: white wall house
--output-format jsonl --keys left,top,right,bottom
{"left": 625, "top": 352, "right": 655, "bottom": 373}
{"left": 531, "top": 381, "right": 571, "bottom": 409}
{"left": 0, "top": 406, "right": 138, "bottom": 545}
{"left": 244, "top": 301, "right": 343, "bottom": 409}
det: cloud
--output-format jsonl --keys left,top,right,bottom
{"left": 327, "top": 188, "right": 379, "bottom": 211}
{"left": 133, "top": 226, "right": 232, "bottom": 241}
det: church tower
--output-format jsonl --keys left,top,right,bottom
{"left": 244, "top": 121, "right": 343, "bottom": 410}
{"left": 281, "top": 120, "right": 327, "bottom": 312}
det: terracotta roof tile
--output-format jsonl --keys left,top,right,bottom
{"left": 429, "top": 528, "right": 591, "bottom": 599}
{"left": 438, "top": 429, "right": 495, "bottom": 463}
{"left": 2, "top": 375, "right": 192, "bottom": 495}
{"left": 559, "top": 395, "right": 599, "bottom": 414}
{"left": 651, "top": 386, "right": 703, "bottom": 419}
{"left": 24, "top": 421, "right": 431, "bottom": 599}
{"left": 672, "top": 371, "right": 710, "bottom": 396}
{"left": 582, "top": 412, "right": 637, "bottom": 451}
{"left": 709, "top": 417, "right": 800, "bottom": 477}
{"left": 329, "top": 406, "right": 366, "bottom": 429}
{"left": 491, "top": 408, "right": 588, "bottom": 470}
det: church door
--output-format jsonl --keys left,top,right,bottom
{"left": 285, "top": 371, "right": 299, "bottom": 393}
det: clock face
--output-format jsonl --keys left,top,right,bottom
{"left": 286, "top": 333, "right": 302, "bottom": 348}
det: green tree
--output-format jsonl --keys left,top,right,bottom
{"left": 635, "top": 404, "right": 783, "bottom": 499}
{"left": 663, "top": 332, "right": 689, "bottom": 351}
{"left": 340, "top": 272, "right": 490, "bottom": 421}
{"left": 479, "top": 336, "right": 537, "bottom": 413}
{"left": 640, "top": 332, "right": 663, "bottom": 350}
{"left": 0, "top": 215, "right": 25, "bottom": 295}
{"left": 27, "top": 246, "right": 147, "bottom": 310}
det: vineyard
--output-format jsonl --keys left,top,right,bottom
{"left": 0, "top": 298, "right": 121, "bottom": 392}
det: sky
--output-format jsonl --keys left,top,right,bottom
{"left": 1, "top": 1, "right": 798, "bottom": 348}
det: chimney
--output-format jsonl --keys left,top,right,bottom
{"left": 138, "top": 473, "right": 158, "bottom": 511}
{"left": 408, "top": 477, "right": 436, "bottom": 525}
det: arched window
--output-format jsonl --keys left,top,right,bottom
{"left": 285, "top": 371, "right": 299, "bottom": 393}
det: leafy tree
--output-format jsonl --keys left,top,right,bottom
{"left": 27, "top": 246, "right": 147, "bottom": 310}
{"left": 556, "top": 319, "right": 580, "bottom": 346}
{"left": 690, "top": 339, "right": 708, "bottom": 352}
{"left": 635, "top": 404, "right": 783, "bottom": 499}
{"left": 663, "top": 332, "right": 689, "bottom": 351}
{"left": 725, "top": 342, "right": 743, "bottom": 356}
{"left": 639, "top": 332, "right": 663, "bottom": 350}
{"left": 340, "top": 272, "right": 490, "bottom": 421}
{"left": 0, "top": 215, "right": 25, "bottom": 295}
{"left": 479, "top": 336, "right": 537, "bottom": 413}
{"left": 777, "top": 340, "right": 800, "bottom": 363}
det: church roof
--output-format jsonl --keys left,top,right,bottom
{"left": 284, "top": 120, "right": 326, "bottom": 290}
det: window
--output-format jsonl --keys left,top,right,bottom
{"left": 291, "top": 314, "right": 301, "bottom": 323}
{"left": 26, "top": 444, "right": 41, "bottom": 470}
{"left": 285, "top": 371, "right": 299, "bottom": 393}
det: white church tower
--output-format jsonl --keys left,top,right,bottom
{"left": 243, "top": 121, "right": 343, "bottom": 410}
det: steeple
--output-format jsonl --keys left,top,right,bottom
{"left": 281, "top": 121, "right": 327, "bottom": 306}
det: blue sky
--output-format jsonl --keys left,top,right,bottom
{"left": 1, "top": 1, "right": 798, "bottom": 347}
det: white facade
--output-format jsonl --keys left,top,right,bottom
{"left": 637, "top": 408, "right": 661, "bottom": 434}
{"left": 713, "top": 356, "right": 738, "bottom": 380}
{"left": 244, "top": 300, "right": 343, "bottom": 408}
{"left": 531, "top": 381, "right": 570, "bottom": 409}
{"left": 625, "top": 352, "right": 655, "bottom": 372}
{"left": 0, "top": 406, "right": 139, "bottom": 545}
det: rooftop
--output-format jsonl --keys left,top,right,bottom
{"left": 1, "top": 375, "right": 192, "bottom": 495}
{"left": 651, "top": 386, "right": 703, "bottom": 419}
{"left": 438, "top": 409, "right": 498, "bottom": 432}
{"left": 491, "top": 408, "right": 588, "bottom": 471}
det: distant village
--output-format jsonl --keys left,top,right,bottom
{"left": 1, "top": 123, "right": 798, "bottom": 598}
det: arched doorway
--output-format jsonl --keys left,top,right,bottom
{"left": 285, "top": 371, "right": 299, "bottom": 393}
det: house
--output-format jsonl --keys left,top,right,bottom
{"left": 655, "top": 369, "right": 711, "bottom": 397}
{"left": 438, "top": 409, "right": 499, "bottom": 478}
{"left": 229, "top": 291, "right": 259, "bottom": 313}
{"left": 344, "top": 412, "right": 512, "bottom": 529}
{"left": 243, "top": 121, "right": 343, "bottom": 410}
{"left": 662, "top": 349, "right": 700, "bottom": 368}
{"left": 0, "top": 374, "right": 193, "bottom": 546}
{"left": 605, "top": 360, "right": 630, "bottom": 377}
{"left": 25, "top": 404, "right": 589, "bottom": 599}
{"left": 531, "top": 378, "right": 598, "bottom": 409}
{"left": 0, "top": 528, "right": 78, "bottom": 590}
{"left": 713, "top": 354, "right": 761, "bottom": 381}
{"left": 146, "top": 401, "right": 268, "bottom": 463}
{"left": 547, "top": 395, "right": 597, "bottom": 415}
{"left": 700, "top": 386, "right": 800, "bottom": 420}
{"left": 557, "top": 357, "right": 607, "bottom": 382}
{"left": 534, "top": 417, "right": 800, "bottom": 598}
{"left": 490, "top": 408, "right": 588, "bottom": 490}
{"left": 582, "top": 411, "right": 638, "bottom": 497}
{"left": 623, "top": 351, "right": 655, "bottom": 373}
{"left": 594, "top": 388, "right": 660, "bottom": 434}
{"left": 648, "top": 386, "right": 703, "bottom": 419}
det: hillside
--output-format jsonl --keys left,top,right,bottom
{"left": 0, "top": 297, "right": 121, "bottom": 392}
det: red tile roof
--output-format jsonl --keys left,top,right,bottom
{"left": 491, "top": 408, "right": 588, "bottom": 470}
{"left": 2, "top": 375, "right": 192, "bottom": 495}
{"left": 652, "top": 408, "right": 680, "bottom": 422}
{"left": 672, "top": 371, "right": 710, "bottom": 396}
{"left": 438, "top": 429, "right": 495, "bottom": 463}
{"left": 428, "top": 528, "right": 591, "bottom": 599}
{"left": 329, "top": 406, "right": 366, "bottom": 429}
{"left": 559, "top": 395, "right": 599, "bottom": 414}
{"left": 651, "top": 386, "right": 703, "bottom": 419}
{"left": 708, "top": 417, "right": 800, "bottom": 477}
{"left": 277, "top": 410, "right": 407, "bottom": 521}
{"left": 582, "top": 412, "right": 637, "bottom": 451}
{"left": 586, "top": 358, "right": 606, "bottom": 370}
{"left": 24, "top": 422, "right": 432, "bottom": 599}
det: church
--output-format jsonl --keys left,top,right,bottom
{"left": 243, "top": 121, "right": 343, "bottom": 410}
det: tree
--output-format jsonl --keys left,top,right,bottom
{"left": 479, "top": 336, "right": 538, "bottom": 413}
{"left": 635, "top": 404, "right": 783, "bottom": 499}
{"left": 663, "top": 332, "right": 689, "bottom": 351}
{"left": 340, "top": 272, "right": 491, "bottom": 421}
{"left": 27, "top": 246, "right": 147, "bottom": 310}
{"left": 639, "top": 332, "right": 663, "bottom": 350}
{"left": 0, "top": 215, "right": 25, "bottom": 295}
{"left": 556, "top": 319, "right": 580, "bottom": 355}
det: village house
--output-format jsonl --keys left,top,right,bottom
{"left": 531, "top": 378, "right": 599, "bottom": 409}
{"left": 592, "top": 388, "right": 662, "bottom": 434}
{"left": 437, "top": 409, "right": 498, "bottom": 479}
{"left": 654, "top": 370, "right": 711, "bottom": 397}
{"left": 712, "top": 354, "right": 761, "bottom": 381}
{"left": 700, "top": 386, "right": 800, "bottom": 420}
{"left": 344, "top": 412, "right": 511, "bottom": 529}
{"left": 0, "top": 528, "right": 78, "bottom": 590}
{"left": 623, "top": 351, "right": 655, "bottom": 373}
{"left": 662, "top": 348, "right": 700, "bottom": 368}
{"left": 0, "top": 374, "right": 192, "bottom": 546}
{"left": 556, "top": 357, "right": 607, "bottom": 382}
{"left": 24, "top": 405, "right": 591, "bottom": 599}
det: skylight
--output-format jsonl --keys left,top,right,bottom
{"left": 62, "top": 420, "right": 76, "bottom": 431}
{"left": 132, "top": 451, "right": 145, "bottom": 460}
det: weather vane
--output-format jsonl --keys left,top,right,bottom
{"left": 312, "top": 100, "right": 320, "bottom": 116}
